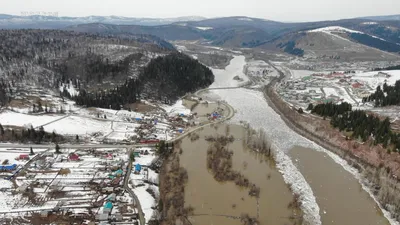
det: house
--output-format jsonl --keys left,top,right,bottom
{"left": 69, "top": 153, "right": 80, "bottom": 161}
{"left": 105, "top": 153, "right": 113, "bottom": 160}
{"left": 352, "top": 82, "right": 363, "bottom": 89}
{"left": 135, "top": 164, "right": 142, "bottom": 173}
{"left": 103, "top": 201, "right": 113, "bottom": 214}
{"left": 110, "top": 214, "right": 123, "bottom": 222}
{"left": 107, "top": 193, "right": 116, "bottom": 202}
{"left": 17, "top": 154, "right": 29, "bottom": 160}
{"left": 0, "top": 164, "right": 17, "bottom": 171}
{"left": 95, "top": 213, "right": 109, "bottom": 221}
{"left": 16, "top": 184, "right": 29, "bottom": 193}
{"left": 43, "top": 152, "right": 54, "bottom": 157}
{"left": 40, "top": 210, "right": 50, "bottom": 218}
{"left": 102, "top": 187, "right": 114, "bottom": 193}
{"left": 114, "top": 169, "right": 123, "bottom": 177}
{"left": 111, "top": 177, "right": 121, "bottom": 186}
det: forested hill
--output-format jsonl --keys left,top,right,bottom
{"left": 141, "top": 53, "right": 214, "bottom": 99}
{"left": 74, "top": 53, "right": 214, "bottom": 109}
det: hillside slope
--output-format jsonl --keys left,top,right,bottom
{"left": 261, "top": 26, "right": 400, "bottom": 60}
{"left": 0, "top": 29, "right": 175, "bottom": 106}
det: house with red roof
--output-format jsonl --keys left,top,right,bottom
{"left": 69, "top": 153, "right": 80, "bottom": 161}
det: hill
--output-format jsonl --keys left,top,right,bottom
{"left": 358, "top": 14, "right": 400, "bottom": 21}
{"left": 260, "top": 26, "right": 400, "bottom": 60}
{"left": 74, "top": 53, "right": 214, "bottom": 109}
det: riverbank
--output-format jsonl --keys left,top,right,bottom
{"left": 264, "top": 70, "right": 400, "bottom": 223}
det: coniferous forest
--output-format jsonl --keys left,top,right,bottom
{"left": 309, "top": 102, "right": 400, "bottom": 151}
{"left": 363, "top": 81, "right": 400, "bottom": 107}
{"left": 73, "top": 52, "right": 214, "bottom": 109}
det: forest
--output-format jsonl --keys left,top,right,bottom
{"left": 277, "top": 41, "right": 304, "bottom": 57}
{"left": 350, "top": 33, "right": 400, "bottom": 53}
{"left": 309, "top": 102, "right": 400, "bottom": 151}
{"left": 373, "top": 65, "right": 400, "bottom": 71}
{"left": 73, "top": 52, "right": 214, "bottom": 109}
{"left": 363, "top": 81, "right": 400, "bottom": 107}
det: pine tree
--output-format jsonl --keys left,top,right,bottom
{"left": 55, "top": 144, "right": 61, "bottom": 154}
{"left": 130, "top": 151, "right": 135, "bottom": 162}
{"left": 0, "top": 123, "right": 4, "bottom": 135}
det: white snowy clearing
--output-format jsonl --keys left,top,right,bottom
{"left": 361, "top": 22, "right": 378, "bottom": 25}
{"left": 162, "top": 99, "right": 191, "bottom": 116}
{"left": 0, "top": 110, "right": 64, "bottom": 128}
{"left": 43, "top": 116, "right": 112, "bottom": 135}
{"left": 308, "top": 26, "right": 387, "bottom": 42}
{"left": 195, "top": 26, "right": 213, "bottom": 30}
{"left": 308, "top": 26, "right": 364, "bottom": 34}
{"left": 352, "top": 70, "right": 400, "bottom": 88}
{"left": 289, "top": 70, "right": 316, "bottom": 79}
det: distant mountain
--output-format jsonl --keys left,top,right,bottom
{"left": 0, "top": 14, "right": 206, "bottom": 29}
{"left": 358, "top": 14, "right": 400, "bottom": 21}
{"left": 66, "top": 23, "right": 205, "bottom": 40}
{"left": 3, "top": 14, "right": 400, "bottom": 57}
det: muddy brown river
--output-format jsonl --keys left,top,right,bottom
{"left": 180, "top": 124, "right": 297, "bottom": 225}
{"left": 289, "top": 146, "right": 389, "bottom": 225}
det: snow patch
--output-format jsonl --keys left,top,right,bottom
{"left": 308, "top": 26, "right": 363, "bottom": 34}
{"left": 195, "top": 26, "right": 213, "bottom": 30}
{"left": 162, "top": 100, "right": 191, "bottom": 116}
{"left": 237, "top": 17, "right": 253, "bottom": 21}
{"left": 362, "top": 22, "right": 378, "bottom": 25}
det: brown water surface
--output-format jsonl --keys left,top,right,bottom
{"left": 289, "top": 146, "right": 389, "bottom": 225}
{"left": 180, "top": 124, "right": 296, "bottom": 225}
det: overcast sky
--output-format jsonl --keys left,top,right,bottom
{"left": 1, "top": 0, "right": 399, "bottom": 22}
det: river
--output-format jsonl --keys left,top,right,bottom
{"left": 194, "top": 54, "right": 393, "bottom": 224}
{"left": 180, "top": 124, "right": 298, "bottom": 225}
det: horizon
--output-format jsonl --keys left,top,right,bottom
{"left": 1, "top": 0, "right": 399, "bottom": 22}
{"left": 1, "top": 12, "right": 399, "bottom": 23}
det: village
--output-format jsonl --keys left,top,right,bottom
{"left": 277, "top": 69, "right": 400, "bottom": 109}
{"left": 0, "top": 93, "right": 229, "bottom": 225}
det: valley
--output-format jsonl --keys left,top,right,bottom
{"left": 1, "top": 11, "right": 400, "bottom": 225}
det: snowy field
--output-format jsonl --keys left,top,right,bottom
{"left": 0, "top": 111, "right": 64, "bottom": 128}
{"left": 162, "top": 100, "right": 191, "bottom": 116}
{"left": 290, "top": 70, "right": 316, "bottom": 79}
{"left": 210, "top": 55, "right": 249, "bottom": 88}
{"left": 352, "top": 70, "right": 400, "bottom": 88}
{"left": 43, "top": 116, "right": 112, "bottom": 135}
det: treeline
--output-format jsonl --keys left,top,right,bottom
{"left": 277, "top": 41, "right": 304, "bottom": 57}
{"left": 349, "top": 33, "right": 400, "bottom": 53}
{"left": 0, "top": 124, "right": 63, "bottom": 143}
{"left": 0, "top": 80, "right": 11, "bottom": 106}
{"left": 73, "top": 53, "right": 214, "bottom": 109}
{"left": 363, "top": 81, "right": 400, "bottom": 107}
{"left": 308, "top": 102, "right": 400, "bottom": 151}
{"left": 373, "top": 65, "right": 400, "bottom": 71}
